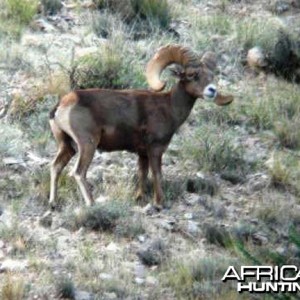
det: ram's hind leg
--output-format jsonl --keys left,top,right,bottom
{"left": 71, "top": 135, "right": 98, "bottom": 206}
{"left": 49, "top": 120, "right": 76, "bottom": 209}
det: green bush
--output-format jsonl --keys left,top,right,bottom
{"left": 65, "top": 201, "right": 129, "bottom": 232}
{"left": 55, "top": 276, "right": 75, "bottom": 299}
{"left": 5, "top": 0, "right": 38, "bottom": 24}
{"left": 181, "top": 124, "right": 250, "bottom": 175}
{"left": 71, "top": 46, "right": 130, "bottom": 89}
{"left": 93, "top": 0, "right": 171, "bottom": 31}
{"left": 165, "top": 257, "right": 236, "bottom": 299}
{"left": 0, "top": 0, "right": 37, "bottom": 37}
{"left": 234, "top": 17, "right": 280, "bottom": 51}
{"left": 41, "top": 0, "right": 62, "bottom": 15}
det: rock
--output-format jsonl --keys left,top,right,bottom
{"left": 33, "top": 18, "right": 57, "bottom": 32}
{"left": 146, "top": 276, "right": 158, "bottom": 286}
{"left": 220, "top": 171, "right": 245, "bottom": 184}
{"left": 158, "top": 219, "right": 175, "bottom": 231}
{"left": 271, "top": 0, "right": 290, "bottom": 14}
{"left": 184, "top": 213, "right": 194, "bottom": 220}
{"left": 137, "top": 239, "right": 166, "bottom": 266}
{"left": 247, "top": 47, "right": 267, "bottom": 69}
{"left": 0, "top": 259, "right": 28, "bottom": 272}
{"left": 95, "top": 195, "right": 109, "bottom": 204}
{"left": 99, "top": 273, "right": 113, "bottom": 280}
{"left": 3, "top": 157, "right": 25, "bottom": 166}
{"left": 0, "top": 240, "right": 4, "bottom": 248}
{"left": 137, "top": 235, "right": 146, "bottom": 243}
{"left": 0, "top": 210, "right": 13, "bottom": 227}
{"left": 103, "top": 292, "right": 117, "bottom": 300}
{"left": 247, "top": 173, "right": 270, "bottom": 192}
{"left": 39, "top": 211, "right": 53, "bottom": 228}
{"left": 186, "top": 176, "right": 218, "bottom": 196}
{"left": 252, "top": 233, "right": 268, "bottom": 245}
{"left": 75, "top": 290, "right": 94, "bottom": 300}
{"left": 184, "top": 193, "right": 201, "bottom": 206}
{"left": 135, "top": 277, "right": 145, "bottom": 285}
{"left": 106, "top": 242, "right": 120, "bottom": 253}
{"left": 187, "top": 221, "right": 200, "bottom": 235}
{"left": 134, "top": 263, "right": 146, "bottom": 278}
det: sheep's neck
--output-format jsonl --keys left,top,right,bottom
{"left": 171, "top": 82, "right": 197, "bottom": 129}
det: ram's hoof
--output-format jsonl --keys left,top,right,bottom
{"left": 142, "top": 203, "right": 162, "bottom": 215}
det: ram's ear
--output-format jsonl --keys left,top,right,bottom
{"left": 169, "top": 65, "right": 185, "bottom": 79}
{"left": 201, "top": 51, "right": 217, "bottom": 71}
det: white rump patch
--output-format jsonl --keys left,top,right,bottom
{"left": 203, "top": 84, "right": 217, "bottom": 100}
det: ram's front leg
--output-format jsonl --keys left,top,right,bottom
{"left": 148, "top": 147, "right": 165, "bottom": 210}
{"left": 136, "top": 154, "right": 149, "bottom": 202}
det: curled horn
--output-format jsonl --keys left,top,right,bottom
{"left": 146, "top": 45, "right": 200, "bottom": 92}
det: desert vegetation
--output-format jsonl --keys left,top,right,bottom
{"left": 0, "top": 0, "right": 300, "bottom": 299}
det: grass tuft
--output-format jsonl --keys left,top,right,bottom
{"left": 55, "top": 276, "right": 75, "bottom": 299}
{"left": 1, "top": 275, "right": 25, "bottom": 300}
{"left": 165, "top": 257, "right": 236, "bottom": 299}
{"left": 65, "top": 201, "right": 130, "bottom": 232}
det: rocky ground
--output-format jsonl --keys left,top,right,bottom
{"left": 0, "top": 0, "right": 300, "bottom": 299}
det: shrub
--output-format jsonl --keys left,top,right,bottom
{"left": 239, "top": 78, "right": 300, "bottom": 131}
{"left": 165, "top": 257, "right": 236, "bottom": 299}
{"left": 274, "top": 117, "right": 300, "bottom": 149}
{"left": 92, "top": 0, "right": 171, "bottom": 37}
{"left": 0, "top": 0, "right": 38, "bottom": 37}
{"left": 115, "top": 216, "right": 145, "bottom": 239}
{"left": 4, "top": 0, "right": 38, "bottom": 25}
{"left": 180, "top": 124, "right": 250, "bottom": 175}
{"left": 41, "top": 0, "right": 62, "bottom": 15}
{"left": 234, "top": 17, "right": 281, "bottom": 52}
{"left": 55, "top": 276, "right": 75, "bottom": 299}
{"left": 1, "top": 275, "right": 25, "bottom": 300}
{"left": 71, "top": 46, "right": 130, "bottom": 89}
{"left": 66, "top": 201, "right": 129, "bottom": 232}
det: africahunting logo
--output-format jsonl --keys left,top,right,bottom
{"left": 222, "top": 266, "right": 300, "bottom": 293}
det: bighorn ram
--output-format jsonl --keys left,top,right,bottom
{"left": 49, "top": 45, "right": 233, "bottom": 209}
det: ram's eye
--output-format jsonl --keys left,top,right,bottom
{"left": 194, "top": 73, "right": 200, "bottom": 80}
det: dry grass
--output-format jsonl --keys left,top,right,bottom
{"left": 1, "top": 274, "right": 25, "bottom": 300}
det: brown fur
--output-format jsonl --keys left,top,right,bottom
{"left": 49, "top": 46, "right": 233, "bottom": 210}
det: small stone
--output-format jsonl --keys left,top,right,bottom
{"left": 106, "top": 242, "right": 120, "bottom": 252}
{"left": 184, "top": 194, "right": 200, "bottom": 206}
{"left": 158, "top": 220, "right": 174, "bottom": 231}
{"left": 99, "top": 273, "right": 113, "bottom": 280}
{"left": 0, "top": 259, "right": 28, "bottom": 272}
{"left": 252, "top": 233, "right": 268, "bottom": 245}
{"left": 184, "top": 213, "right": 193, "bottom": 220}
{"left": 146, "top": 276, "right": 158, "bottom": 286}
{"left": 103, "top": 292, "right": 117, "bottom": 300}
{"left": 75, "top": 290, "right": 94, "bottom": 300}
{"left": 135, "top": 263, "right": 146, "bottom": 278}
{"left": 275, "top": 246, "right": 286, "bottom": 256}
{"left": 135, "top": 277, "right": 145, "bottom": 285}
{"left": 0, "top": 240, "right": 4, "bottom": 249}
{"left": 95, "top": 195, "right": 109, "bottom": 203}
{"left": 187, "top": 221, "right": 199, "bottom": 235}
{"left": 138, "top": 235, "right": 146, "bottom": 243}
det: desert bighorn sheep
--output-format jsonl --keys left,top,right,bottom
{"left": 49, "top": 44, "right": 233, "bottom": 209}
